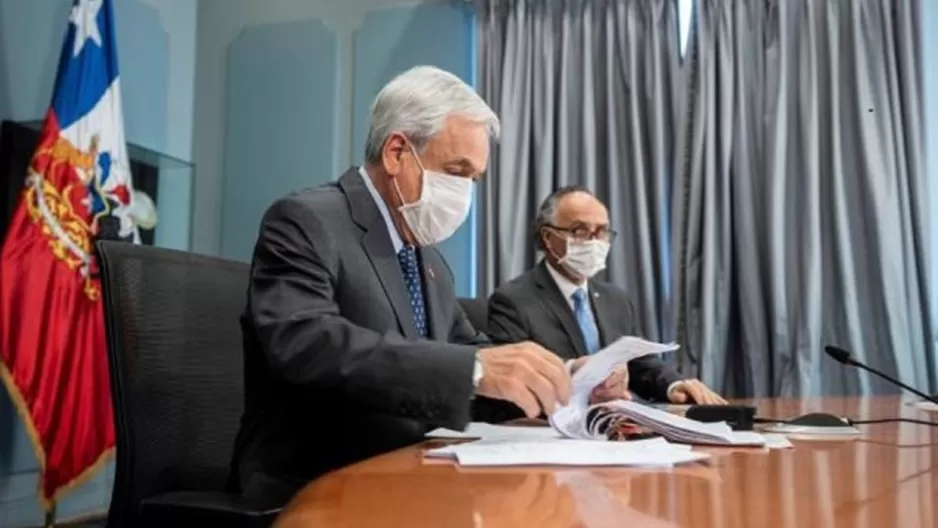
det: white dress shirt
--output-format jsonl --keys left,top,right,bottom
{"left": 358, "top": 166, "right": 404, "bottom": 254}
{"left": 545, "top": 260, "right": 601, "bottom": 339}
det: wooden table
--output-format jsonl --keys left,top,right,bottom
{"left": 274, "top": 397, "right": 937, "bottom": 527}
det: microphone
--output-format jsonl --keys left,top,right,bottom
{"left": 824, "top": 345, "right": 938, "bottom": 405}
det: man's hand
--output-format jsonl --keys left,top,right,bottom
{"left": 476, "top": 342, "right": 572, "bottom": 417}
{"left": 668, "top": 379, "right": 726, "bottom": 404}
{"left": 569, "top": 357, "right": 630, "bottom": 404}
{"left": 569, "top": 356, "right": 590, "bottom": 374}
{"left": 589, "top": 367, "right": 630, "bottom": 404}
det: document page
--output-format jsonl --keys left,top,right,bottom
{"left": 426, "top": 437, "right": 710, "bottom": 467}
{"left": 426, "top": 422, "right": 563, "bottom": 441}
{"left": 568, "top": 336, "right": 680, "bottom": 406}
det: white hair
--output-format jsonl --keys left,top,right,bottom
{"left": 363, "top": 65, "right": 500, "bottom": 163}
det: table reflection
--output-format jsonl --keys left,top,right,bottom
{"left": 463, "top": 460, "right": 724, "bottom": 527}
{"left": 555, "top": 471, "right": 677, "bottom": 528}
{"left": 466, "top": 472, "right": 576, "bottom": 527}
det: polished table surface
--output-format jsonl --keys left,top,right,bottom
{"left": 274, "top": 397, "right": 937, "bottom": 527}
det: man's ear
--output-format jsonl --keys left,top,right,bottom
{"left": 540, "top": 229, "right": 556, "bottom": 257}
{"left": 381, "top": 133, "right": 407, "bottom": 176}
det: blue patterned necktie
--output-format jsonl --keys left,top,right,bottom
{"left": 397, "top": 245, "right": 428, "bottom": 337}
{"left": 572, "top": 288, "right": 600, "bottom": 354}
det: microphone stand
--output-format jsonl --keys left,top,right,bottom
{"left": 843, "top": 357, "right": 938, "bottom": 406}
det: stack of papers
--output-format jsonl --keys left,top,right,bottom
{"left": 547, "top": 336, "right": 767, "bottom": 447}
{"left": 425, "top": 437, "right": 710, "bottom": 467}
{"left": 552, "top": 399, "right": 767, "bottom": 446}
{"left": 549, "top": 336, "right": 676, "bottom": 440}
{"left": 598, "top": 400, "right": 767, "bottom": 446}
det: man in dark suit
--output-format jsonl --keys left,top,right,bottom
{"left": 231, "top": 66, "right": 587, "bottom": 505}
{"left": 488, "top": 186, "right": 725, "bottom": 406}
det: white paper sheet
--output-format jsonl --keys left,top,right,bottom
{"left": 908, "top": 400, "right": 938, "bottom": 412}
{"left": 549, "top": 404, "right": 598, "bottom": 439}
{"left": 424, "top": 437, "right": 561, "bottom": 459}
{"left": 568, "top": 336, "right": 680, "bottom": 406}
{"left": 426, "top": 422, "right": 563, "bottom": 441}
{"left": 425, "top": 436, "right": 680, "bottom": 459}
{"left": 761, "top": 433, "right": 795, "bottom": 449}
{"left": 426, "top": 438, "right": 709, "bottom": 467}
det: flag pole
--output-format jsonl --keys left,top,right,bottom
{"left": 44, "top": 502, "right": 56, "bottom": 527}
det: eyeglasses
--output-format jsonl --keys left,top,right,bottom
{"left": 547, "top": 224, "right": 618, "bottom": 242}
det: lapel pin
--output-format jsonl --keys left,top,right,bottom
{"left": 427, "top": 265, "right": 435, "bottom": 279}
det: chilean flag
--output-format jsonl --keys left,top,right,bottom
{"left": 0, "top": 0, "right": 141, "bottom": 508}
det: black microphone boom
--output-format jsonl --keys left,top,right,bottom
{"left": 824, "top": 346, "right": 853, "bottom": 365}
{"left": 824, "top": 346, "right": 938, "bottom": 405}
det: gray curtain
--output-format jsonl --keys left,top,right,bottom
{"left": 477, "top": 0, "right": 682, "bottom": 341}
{"left": 673, "top": 0, "right": 936, "bottom": 397}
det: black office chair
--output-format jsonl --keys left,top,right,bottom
{"left": 95, "top": 241, "right": 282, "bottom": 528}
{"left": 458, "top": 297, "right": 489, "bottom": 333}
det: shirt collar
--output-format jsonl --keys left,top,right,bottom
{"left": 358, "top": 166, "right": 404, "bottom": 254}
{"left": 545, "top": 260, "right": 588, "bottom": 303}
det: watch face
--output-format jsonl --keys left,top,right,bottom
{"left": 472, "top": 359, "right": 484, "bottom": 386}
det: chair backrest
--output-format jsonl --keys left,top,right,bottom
{"left": 458, "top": 297, "right": 489, "bottom": 333}
{"left": 96, "top": 241, "right": 250, "bottom": 525}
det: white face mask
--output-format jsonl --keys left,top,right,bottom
{"left": 393, "top": 145, "right": 474, "bottom": 246}
{"left": 559, "top": 239, "right": 610, "bottom": 279}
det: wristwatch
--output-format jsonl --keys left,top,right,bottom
{"left": 472, "top": 356, "right": 484, "bottom": 387}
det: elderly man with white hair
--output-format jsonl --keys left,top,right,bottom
{"left": 230, "top": 66, "right": 579, "bottom": 505}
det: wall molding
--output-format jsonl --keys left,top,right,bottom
{"left": 140, "top": 0, "right": 197, "bottom": 161}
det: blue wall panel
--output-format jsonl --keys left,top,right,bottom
{"left": 114, "top": 1, "right": 191, "bottom": 252}
{"left": 352, "top": 3, "right": 478, "bottom": 297}
{"left": 220, "top": 20, "right": 339, "bottom": 261}
{"left": 116, "top": 1, "right": 168, "bottom": 155}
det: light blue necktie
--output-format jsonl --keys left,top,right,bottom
{"left": 572, "top": 288, "right": 600, "bottom": 354}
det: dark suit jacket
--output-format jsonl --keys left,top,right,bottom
{"left": 231, "top": 168, "right": 497, "bottom": 503}
{"left": 487, "top": 261, "right": 685, "bottom": 404}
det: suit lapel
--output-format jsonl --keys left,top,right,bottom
{"left": 590, "top": 282, "right": 617, "bottom": 347}
{"left": 418, "top": 248, "right": 447, "bottom": 340}
{"left": 534, "top": 262, "right": 588, "bottom": 357}
{"left": 339, "top": 169, "right": 418, "bottom": 339}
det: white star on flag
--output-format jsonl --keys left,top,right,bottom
{"left": 69, "top": 0, "right": 103, "bottom": 57}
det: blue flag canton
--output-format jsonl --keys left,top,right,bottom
{"left": 52, "top": 0, "right": 121, "bottom": 130}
